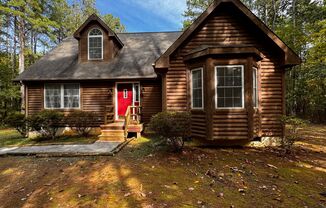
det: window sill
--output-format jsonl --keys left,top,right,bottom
{"left": 88, "top": 58, "right": 103, "bottom": 61}
{"left": 214, "top": 108, "right": 247, "bottom": 114}
{"left": 190, "top": 108, "right": 205, "bottom": 112}
{"left": 44, "top": 108, "right": 81, "bottom": 111}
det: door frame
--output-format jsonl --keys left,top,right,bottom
{"left": 115, "top": 81, "right": 140, "bottom": 120}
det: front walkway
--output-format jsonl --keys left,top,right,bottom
{"left": 0, "top": 141, "right": 126, "bottom": 156}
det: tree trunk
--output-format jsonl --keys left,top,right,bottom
{"left": 272, "top": 0, "right": 277, "bottom": 30}
{"left": 18, "top": 16, "right": 25, "bottom": 113}
{"left": 12, "top": 16, "right": 17, "bottom": 74}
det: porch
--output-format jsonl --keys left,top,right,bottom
{"left": 99, "top": 105, "right": 143, "bottom": 142}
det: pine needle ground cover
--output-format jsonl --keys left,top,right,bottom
{"left": 0, "top": 124, "right": 325, "bottom": 207}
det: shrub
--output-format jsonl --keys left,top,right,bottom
{"left": 5, "top": 112, "right": 27, "bottom": 137}
{"left": 280, "top": 115, "right": 307, "bottom": 154}
{"left": 28, "top": 110, "right": 64, "bottom": 139}
{"left": 148, "top": 111, "right": 191, "bottom": 152}
{"left": 65, "top": 110, "right": 97, "bottom": 137}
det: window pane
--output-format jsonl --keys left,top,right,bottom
{"left": 45, "top": 84, "right": 61, "bottom": 108}
{"left": 89, "top": 37, "right": 102, "bottom": 59}
{"left": 192, "top": 69, "right": 203, "bottom": 108}
{"left": 233, "top": 67, "right": 242, "bottom": 76}
{"left": 233, "top": 87, "right": 242, "bottom": 98}
{"left": 253, "top": 68, "right": 258, "bottom": 107}
{"left": 225, "top": 88, "right": 232, "bottom": 97}
{"left": 64, "top": 84, "right": 79, "bottom": 108}
{"left": 226, "top": 68, "right": 233, "bottom": 76}
{"left": 134, "top": 84, "right": 140, "bottom": 102}
{"left": 217, "top": 88, "right": 224, "bottom": 97}
{"left": 225, "top": 98, "right": 233, "bottom": 107}
{"left": 216, "top": 66, "right": 243, "bottom": 108}
{"left": 234, "top": 76, "right": 242, "bottom": 86}
{"left": 217, "top": 76, "right": 224, "bottom": 86}
{"left": 234, "top": 98, "right": 242, "bottom": 107}
{"left": 217, "top": 68, "right": 224, "bottom": 77}
{"left": 89, "top": 28, "right": 102, "bottom": 36}
{"left": 217, "top": 98, "right": 225, "bottom": 107}
{"left": 225, "top": 77, "right": 233, "bottom": 86}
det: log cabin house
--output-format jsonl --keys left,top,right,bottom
{"left": 14, "top": 0, "right": 301, "bottom": 143}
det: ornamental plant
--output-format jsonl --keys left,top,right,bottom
{"left": 148, "top": 111, "right": 191, "bottom": 152}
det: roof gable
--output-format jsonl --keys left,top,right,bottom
{"left": 155, "top": 0, "right": 301, "bottom": 68}
{"left": 73, "top": 14, "right": 124, "bottom": 48}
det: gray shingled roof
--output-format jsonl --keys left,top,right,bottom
{"left": 15, "top": 32, "right": 181, "bottom": 81}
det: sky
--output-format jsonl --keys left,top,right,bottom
{"left": 96, "top": 0, "right": 187, "bottom": 32}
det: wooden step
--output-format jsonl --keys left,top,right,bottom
{"left": 99, "top": 121, "right": 126, "bottom": 142}
{"left": 100, "top": 130, "right": 124, "bottom": 137}
{"left": 127, "top": 123, "right": 144, "bottom": 133}
{"left": 100, "top": 123, "right": 125, "bottom": 130}
{"left": 98, "top": 135, "right": 125, "bottom": 142}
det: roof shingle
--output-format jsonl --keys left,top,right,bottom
{"left": 15, "top": 32, "right": 181, "bottom": 81}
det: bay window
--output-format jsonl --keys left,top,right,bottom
{"left": 45, "top": 83, "right": 80, "bottom": 109}
{"left": 215, "top": 65, "right": 244, "bottom": 108}
{"left": 191, "top": 68, "right": 204, "bottom": 109}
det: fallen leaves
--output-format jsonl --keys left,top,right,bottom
{"left": 267, "top": 164, "right": 278, "bottom": 169}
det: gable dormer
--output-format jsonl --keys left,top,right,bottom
{"left": 73, "top": 14, "right": 123, "bottom": 63}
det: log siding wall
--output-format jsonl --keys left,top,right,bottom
{"left": 26, "top": 83, "right": 44, "bottom": 116}
{"left": 165, "top": 4, "right": 285, "bottom": 140}
{"left": 25, "top": 79, "right": 162, "bottom": 126}
{"left": 141, "top": 80, "right": 162, "bottom": 124}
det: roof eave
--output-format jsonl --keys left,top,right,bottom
{"left": 73, "top": 13, "right": 124, "bottom": 48}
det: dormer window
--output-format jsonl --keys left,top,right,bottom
{"left": 88, "top": 28, "right": 103, "bottom": 60}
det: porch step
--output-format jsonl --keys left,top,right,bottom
{"left": 98, "top": 135, "right": 125, "bottom": 142}
{"left": 99, "top": 122, "right": 126, "bottom": 142}
{"left": 100, "top": 130, "right": 125, "bottom": 137}
{"left": 127, "top": 123, "right": 144, "bottom": 133}
{"left": 100, "top": 122, "right": 125, "bottom": 130}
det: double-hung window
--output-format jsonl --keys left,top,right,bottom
{"left": 45, "top": 84, "right": 80, "bottom": 109}
{"left": 253, "top": 67, "right": 258, "bottom": 108}
{"left": 215, "top": 65, "right": 244, "bottom": 108}
{"left": 88, "top": 28, "right": 103, "bottom": 60}
{"left": 191, "top": 68, "right": 204, "bottom": 109}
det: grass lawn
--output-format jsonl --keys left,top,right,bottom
{"left": 0, "top": 129, "right": 98, "bottom": 147}
{"left": 0, "top": 124, "right": 325, "bottom": 207}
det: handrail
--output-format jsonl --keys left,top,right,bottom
{"left": 104, "top": 105, "right": 114, "bottom": 124}
{"left": 124, "top": 105, "right": 142, "bottom": 138}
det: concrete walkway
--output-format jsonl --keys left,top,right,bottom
{"left": 0, "top": 141, "right": 126, "bottom": 156}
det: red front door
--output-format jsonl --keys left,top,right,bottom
{"left": 117, "top": 84, "right": 133, "bottom": 117}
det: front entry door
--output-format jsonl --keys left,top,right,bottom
{"left": 117, "top": 84, "right": 133, "bottom": 118}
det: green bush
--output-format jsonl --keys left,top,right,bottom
{"left": 148, "top": 111, "right": 191, "bottom": 152}
{"left": 65, "top": 110, "right": 97, "bottom": 137}
{"left": 28, "top": 110, "right": 64, "bottom": 139}
{"left": 280, "top": 115, "right": 308, "bottom": 154}
{"left": 5, "top": 112, "right": 27, "bottom": 137}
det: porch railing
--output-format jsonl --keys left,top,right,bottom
{"left": 104, "top": 105, "right": 114, "bottom": 124}
{"left": 124, "top": 106, "right": 142, "bottom": 137}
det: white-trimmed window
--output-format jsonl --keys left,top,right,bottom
{"left": 191, "top": 68, "right": 204, "bottom": 109}
{"left": 88, "top": 28, "right": 103, "bottom": 60}
{"left": 253, "top": 67, "right": 258, "bottom": 108}
{"left": 215, "top": 65, "right": 244, "bottom": 108}
{"left": 45, "top": 83, "right": 80, "bottom": 109}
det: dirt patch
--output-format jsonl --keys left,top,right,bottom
{"left": 0, "top": 125, "right": 325, "bottom": 208}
